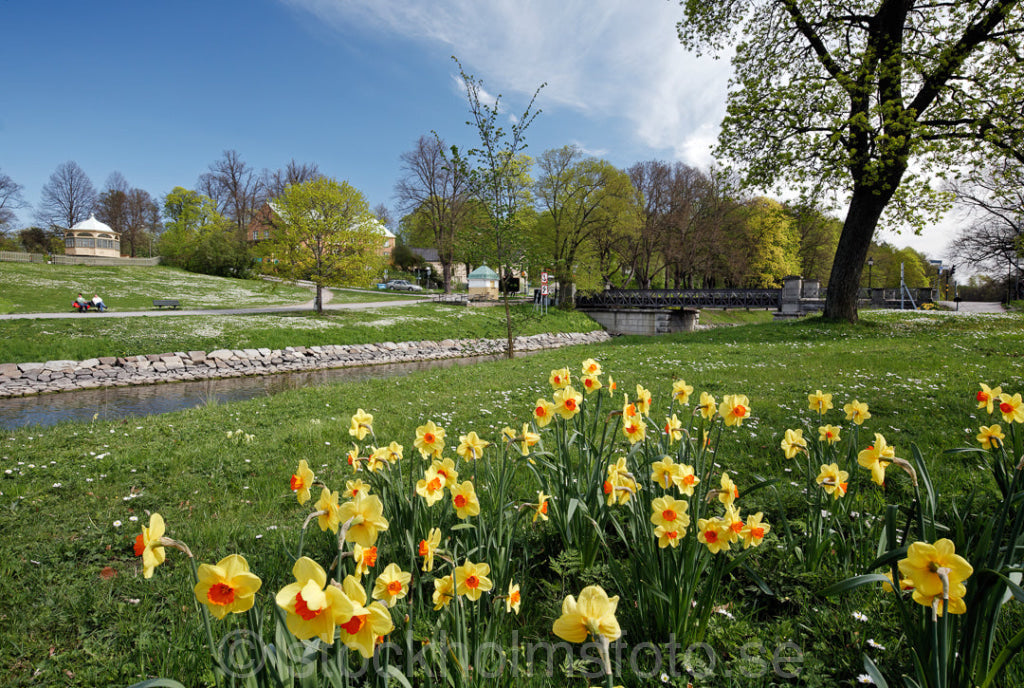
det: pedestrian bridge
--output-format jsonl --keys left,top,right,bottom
{"left": 575, "top": 288, "right": 782, "bottom": 310}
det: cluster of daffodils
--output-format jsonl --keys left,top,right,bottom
{"left": 695, "top": 472, "right": 769, "bottom": 553}
{"left": 975, "top": 383, "right": 1023, "bottom": 448}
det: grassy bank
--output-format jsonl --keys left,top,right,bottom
{"left": 1, "top": 311, "right": 1023, "bottom": 686}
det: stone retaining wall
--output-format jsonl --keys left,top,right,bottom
{"left": 0, "top": 331, "right": 611, "bottom": 398}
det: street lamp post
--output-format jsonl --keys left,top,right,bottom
{"left": 867, "top": 257, "right": 874, "bottom": 294}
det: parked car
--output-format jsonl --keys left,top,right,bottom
{"left": 386, "top": 279, "right": 423, "bottom": 292}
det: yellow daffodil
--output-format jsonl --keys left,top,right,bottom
{"left": 882, "top": 570, "right": 915, "bottom": 593}
{"left": 650, "top": 495, "right": 690, "bottom": 530}
{"left": 456, "top": 431, "right": 489, "bottom": 461}
{"left": 349, "top": 409, "right": 373, "bottom": 441}
{"left": 816, "top": 463, "right": 849, "bottom": 500}
{"left": 898, "top": 539, "right": 973, "bottom": 615}
{"left": 663, "top": 414, "right": 683, "bottom": 443}
{"left": 698, "top": 392, "right": 717, "bottom": 420}
{"left": 513, "top": 423, "right": 541, "bottom": 456}
{"left": 976, "top": 383, "right": 1002, "bottom": 414}
{"left": 719, "top": 394, "right": 751, "bottom": 427}
{"left": 338, "top": 493, "right": 390, "bottom": 547}
{"left": 780, "top": 428, "right": 807, "bottom": 458}
{"left": 740, "top": 512, "right": 770, "bottom": 549}
{"left": 581, "top": 374, "right": 603, "bottom": 395}
{"left": 416, "top": 467, "right": 446, "bottom": 506}
{"left": 651, "top": 456, "right": 684, "bottom": 490}
{"left": 432, "top": 574, "right": 455, "bottom": 610}
{"left": 604, "top": 457, "right": 638, "bottom": 506}
{"left": 414, "top": 420, "right": 446, "bottom": 459}
{"left": 455, "top": 560, "right": 493, "bottom": 601}
{"left": 672, "top": 379, "right": 694, "bottom": 405}
{"left": 194, "top": 554, "right": 262, "bottom": 620}
{"left": 697, "top": 517, "right": 732, "bottom": 554}
{"left": 352, "top": 543, "right": 377, "bottom": 577}
{"left": 677, "top": 463, "right": 700, "bottom": 496}
{"left": 383, "top": 441, "right": 403, "bottom": 463}
{"left": 431, "top": 457, "right": 459, "bottom": 488}
{"left": 290, "top": 460, "right": 315, "bottom": 505}
{"left": 622, "top": 415, "right": 647, "bottom": 444}
{"left": 368, "top": 446, "right": 389, "bottom": 471}
{"left": 554, "top": 386, "right": 583, "bottom": 420}
{"left": 275, "top": 557, "right": 346, "bottom": 644}
{"left": 419, "top": 527, "right": 442, "bottom": 572}
{"left": 607, "top": 376, "right": 617, "bottom": 397}
{"left": 533, "top": 491, "right": 550, "bottom": 522}
{"left": 635, "top": 385, "right": 652, "bottom": 415}
{"left": 997, "top": 392, "right": 1024, "bottom": 423}
{"left": 314, "top": 487, "right": 341, "bottom": 533}
{"left": 552, "top": 585, "right": 621, "bottom": 643}
{"left": 858, "top": 433, "right": 895, "bottom": 486}
{"left": 346, "top": 443, "right": 361, "bottom": 472}
{"left": 135, "top": 512, "right": 166, "bottom": 579}
{"left": 372, "top": 562, "right": 412, "bottom": 608}
{"left": 581, "top": 358, "right": 602, "bottom": 377}
{"left": 549, "top": 367, "right": 572, "bottom": 390}
{"left": 977, "top": 424, "right": 1005, "bottom": 449}
{"left": 717, "top": 472, "right": 739, "bottom": 507}
{"left": 345, "top": 478, "right": 371, "bottom": 500}
{"left": 654, "top": 525, "right": 682, "bottom": 548}
{"left": 844, "top": 400, "right": 871, "bottom": 425}
{"left": 450, "top": 481, "right": 481, "bottom": 519}
{"left": 336, "top": 575, "right": 395, "bottom": 658}
{"left": 808, "top": 390, "right": 833, "bottom": 415}
{"left": 534, "top": 398, "right": 556, "bottom": 427}
{"left": 722, "top": 505, "right": 744, "bottom": 543}
{"left": 819, "top": 424, "right": 841, "bottom": 445}
{"left": 506, "top": 580, "right": 522, "bottom": 614}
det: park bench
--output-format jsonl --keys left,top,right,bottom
{"left": 152, "top": 299, "right": 180, "bottom": 309}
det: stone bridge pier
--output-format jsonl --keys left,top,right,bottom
{"left": 579, "top": 308, "right": 700, "bottom": 336}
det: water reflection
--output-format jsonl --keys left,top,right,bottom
{"left": 0, "top": 354, "right": 516, "bottom": 430}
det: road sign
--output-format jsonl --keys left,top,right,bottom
{"left": 541, "top": 284, "right": 548, "bottom": 296}
{"left": 541, "top": 272, "right": 548, "bottom": 285}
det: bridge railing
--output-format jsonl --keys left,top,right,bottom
{"left": 575, "top": 288, "right": 781, "bottom": 310}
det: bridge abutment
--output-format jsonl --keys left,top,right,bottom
{"left": 581, "top": 308, "right": 700, "bottom": 336}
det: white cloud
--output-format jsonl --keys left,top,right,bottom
{"left": 281, "top": 0, "right": 731, "bottom": 167}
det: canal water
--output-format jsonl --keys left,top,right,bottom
{"left": 0, "top": 354, "right": 513, "bottom": 430}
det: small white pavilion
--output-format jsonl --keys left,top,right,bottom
{"left": 64, "top": 215, "right": 121, "bottom": 258}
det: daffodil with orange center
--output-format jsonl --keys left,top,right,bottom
{"left": 780, "top": 428, "right": 807, "bottom": 459}
{"left": 419, "top": 527, "right": 442, "bottom": 572}
{"left": 697, "top": 392, "right": 717, "bottom": 420}
{"left": 455, "top": 560, "right": 493, "bottom": 601}
{"left": 898, "top": 539, "right": 973, "bottom": 615}
{"left": 740, "top": 512, "right": 770, "bottom": 549}
{"left": 607, "top": 376, "right": 617, "bottom": 397}
{"left": 450, "top": 480, "right": 481, "bottom": 519}
{"left": 844, "top": 400, "right": 871, "bottom": 425}
{"left": 977, "top": 424, "right": 1005, "bottom": 450}
{"left": 654, "top": 525, "right": 683, "bottom": 548}
{"left": 534, "top": 398, "right": 556, "bottom": 427}
{"left": 719, "top": 394, "right": 751, "bottom": 427}
{"left": 368, "top": 446, "right": 390, "bottom": 471}
{"left": 372, "top": 562, "right": 412, "bottom": 608}
{"left": 622, "top": 415, "right": 647, "bottom": 444}
{"left": 672, "top": 379, "right": 694, "bottom": 405}
{"left": 416, "top": 466, "right": 446, "bottom": 506}
{"left": 456, "top": 431, "right": 489, "bottom": 461}
{"left": 663, "top": 414, "right": 683, "bottom": 443}
{"left": 338, "top": 493, "right": 389, "bottom": 548}
{"left": 533, "top": 490, "right": 550, "bottom": 522}
{"left": 346, "top": 444, "right": 361, "bottom": 472}
{"left": 976, "top": 383, "right": 1002, "bottom": 414}
{"left": 697, "top": 517, "right": 732, "bottom": 554}
{"left": 997, "top": 392, "right": 1024, "bottom": 423}
{"left": 508, "top": 423, "right": 540, "bottom": 456}
{"left": 314, "top": 487, "right": 341, "bottom": 533}
{"left": 135, "top": 512, "right": 166, "bottom": 579}
{"left": 336, "top": 575, "right": 395, "bottom": 658}
{"left": 352, "top": 543, "right": 377, "bottom": 577}
{"left": 581, "top": 358, "right": 602, "bottom": 377}
{"left": 554, "top": 386, "right": 583, "bottom": 420}
{"left": 807, "top": 390, "right": 833, "bottom": 415}
{"left": 651, "top": 456, "right": 684, "bottom": 490}
{"left": 290, "top": 460, "right": 315, "bottom": 505}
{"left": 549, "top": 367, "right": 571, "bottom": 390}
{"left": 604, "top": 457, "right": 638, "bottom": 506}
{"left": 345, "top": 478, "right": 371, "bottom": 500}
{"left": 677, "top": 463, "right": 700, "bottom": 496}
{"left": 506, "top": 580, "right": 522, "bottom": 614}
{"left": 349, "top": 409, "right": 373, "bottom": 441}
{"left": 816, "top": 463, "right": 849, "bottom": 500}
{"left": 552, "top": 585, "right": 621, "bottom": 643}
{"left": 275, "top": 557, "right": 346, "bottom": 644}
{"left": 650, "top": 496, "right": 690, "bottom": 534}
{"left": 194, "top": 554, "right": 262, "bottom": 619}
{"left": 414, "top": 420, "right": 446, "bottom": 459}
{"left": 858, "top": 433, "right": 896, "bottom": 486}
{"left": 722, "top": 505, "right": 745, "bottom": 543}
{"left": 581, "top": 374, "right": 603, "bottom": 395}
{"left": 432, "top": 574, "right": 455, "bottom": 610}
{"left": 431, "top": 457, "right": 459, "bottom": 488}
{"left": 717, "top": 472, "right": 739, "bottom": 507}
{"left": 819, "top": 425, "right": 841, "bottom": 445}
{"left": 635, "top": 385, "right": 652, "bottom": 415}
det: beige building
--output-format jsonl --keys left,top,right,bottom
{"left": 64, "top": 215, "right": 121, "bottom": 258}
{"left": 467, "top": 265, "right": 500, "bottom": 299}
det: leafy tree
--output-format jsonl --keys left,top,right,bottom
{"left": 37, "top": 161, "right": 96, "bottom": 230}
{"left": 786, "top": 203, "right": 842, "bottom": 283}
{"left": 18, "top": 227, "right": 50, "bottom": 254}
{"left": 160, "top": 187, "right": 249, "bottom": 277}
{"left": 733, "top": 197, "right": 802, "bottom": 288}
{"left": 390, "top": 243, "right": 424, "bottom": 272}
{"left": 677, "top": 1, "right": 1024, "bottom": 322}
{"left": 266, "top": 178, "right": 385, "bottom": 313}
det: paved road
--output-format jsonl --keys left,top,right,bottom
{"left": 935, "top": 301, "right": 1006, "bottom": 313}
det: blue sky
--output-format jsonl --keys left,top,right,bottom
{"left": 1, "top": 0, "right": 953, "bottom": 257}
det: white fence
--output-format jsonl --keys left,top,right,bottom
{"left": 0, "top": 251, "right": 160, "bottom": 267}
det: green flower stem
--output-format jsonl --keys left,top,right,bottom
{"left": 187, "top": 556, "right": 222, "bottom": 688}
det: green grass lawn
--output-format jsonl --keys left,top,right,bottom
{"left": 1, "top": 311, "right": 1023, "bottom": 686}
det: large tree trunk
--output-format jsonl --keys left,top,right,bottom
{"left": 823, "top": 188, "right": 891, "bottom": 322}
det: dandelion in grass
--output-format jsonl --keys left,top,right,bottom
{"left": 415, "top": 466, "right": 446, "bottom": 506}
{"left": 898, "top": 539, "right": 973, "bottom": 616}
{"left": 698, "top": 392, "right": 717, "bottom": 420}
{"left": 819, "top": 424, "right": 841, "bottom": 445}
{"left": 977, "top": 424, "right": 1005, "bottom": 449}
{"left": 349, "top": 409, "right": 373, "bottom": 440}
{"left": 432, "top": 574, "right": 455, "bottom": 610}
{"left": 554, "top": 385, "right": 583, "bottom": 420}
{"left": 663, "top": 414, "right": 683, "bottom": 443}
{"left": 698, "top": 517, "right": 732, "bottom": 554}
{"left": 844, "top": 399, "right": 871, "bottom": 425}
{"left": 997, "top": 392, "right": 1024, "bottom": 424}
{"left": 549, "top": 367, "right": 571, "bottom": 390}
{"left": 717, "top": 471, "right": 739, "bottom": 506}
{"left": 858, "top": 433, "right": 895, "bottom": 486}
{"left": 672, "top": 379, "right": 694, "bottom": 405}
{"left": 780, "top": 428, "right": 807, "bottom": 458}
{"left": 431, "top": 457, "right": 459, "bottom": 488}
{"left": 455, "top": 560, "right": 493, "bottom": 601}
{"left": 650, "top": 495, "right": 690, "bottom": 534}
{"left": 582, "top": 358, "right": 602, "bottom": 376}
{"left": 338, "top": 493, "right": 389, "bottom": 547}
{"left": 808, "top": 389, "right": 834, "bottom": 415}
{"left": 372, "top": 563, "right": 411, "bottom": 607}
{"left": 534, "top": 398, "right": 556, "bottom": 427}
{"left": 581, "top": 374, "right": 603, "bottom": 395}
{"left": 552, "top": 585, "right": 622, "bottom": 643}
{"left": 352, "top": 543, "right": 377, "bottom": 577}
{"left": 345, "top": 478, "right": 371, "bottom": 499}
{"left": 419, "top": 527, "right": 442, "bottom": 572}
{"left": 506, "top": 580, "right": 522, "bottom": 614}
{"left": 533, "top": 491, "right": 550, "bottom": 522}
{"left": 290, "top": 459, "right": 315, "bottom": 505}
{"left": 740, "top": 512, "right": 770, "bottom": 549}
{"left": 719, "top": 394, "right": 751, "bottom": 426}
{"left": 337, "top": 575, "right": 394, "bottom": 658}
{"left": 976, "top": 383, "right": 1002, "bottom": 414}
{"left": 816, "top": 463, "right": 849, "bottom": 500}
{"left": 456, "top": 431, "right": 489, "bottom": 461}
{"left": 194, "top": 554, "right": 262, "bottom": 620}
{"left": 450, "top": 480, "right": 481, "bottom": 519}
{"left": 414, "top": 420, "right": 446, "bottom": 459}
{"left": 134, "top": 513, "right": 166, "bottom": 579}
{"left": 275, "top": 557, "right": 346, "bottom": 644}
{"left": 635, "top": 384, "right": 652, "bottom": 415}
